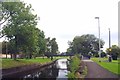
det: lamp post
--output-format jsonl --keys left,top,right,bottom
{"left": 108, "top": 28, "right": 112, "bottom": 62}
{"left": 108, "top": 28, "right": 111, "bottom": 48}
{"left": 95, "top": 17, "right": 101, "bottom": 62}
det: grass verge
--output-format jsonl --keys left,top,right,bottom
{"left": 91, "top": 57, "right": 120, "bottom": 75}
{"left": 2, "top": 57, "right": 56, "bottom": 69}
{"left": 80, "top": 66, "right": 87, "bottom": 78}
{"left": 67, "top": 55, "right": 81, "bottom": 79}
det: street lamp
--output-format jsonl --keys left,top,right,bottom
{"left": 95, "top": 17, "right": 101, "bottom": 62}
{"left": 108, "top": 28, "right": 111, "bottom": 48}
{"left": 108, "top": 28, "right": 112, "bottom": 62}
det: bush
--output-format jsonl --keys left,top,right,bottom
{"left": 93, "top": 53, "right": 99, "bottom": 57}
{"left": 69, "top": 55, "right": 80, "bottom": 72}
{"left": 101, "top": 52, "right": 106, "bottom": 58}
{"left": 67, "top": 55, "right": 80, "bottom": 78}
{"left": 112, "top": 54, "right": 117, "bottom": 60}
{"left": 67, "top": 72, "right": 76, "bottom": 78}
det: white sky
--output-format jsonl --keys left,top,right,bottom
{"left": 23, "top": 0, "right": 119, "bottom": 53}
{"left": 1, "top": 0, "right": 119, "bottom": 53}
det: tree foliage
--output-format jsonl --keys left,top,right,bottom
{"left": 106, "top": 45, "right": 120, "bottom": 59}
{"left": 50, "top": 38, "right": 58, "bottom": 54}
{"left": 1, "top": 2, "right": 46, "bottom": 59}
{"left": 2, "top": 41, "right": 8, "bottom": 54}
{"left": 45, "top": 37, "right": 59, "bottom": 56}
{"left": 67, "top": 34, "right": 105, "bottom": 56}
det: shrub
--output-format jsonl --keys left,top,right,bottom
{"left": 101, "top": 52, "right": 106, "bottom": 58}
{"left": 94, "top": 53, "right": 99, "bottom": 57}
{"left": 67, "top": 55, "right": 81, "bottom": 78}
{"left": 112, "top": 54, "right": 117, "bottom": 60}
{"left": 67, "top": 72, "right": 76, "bottom": 78}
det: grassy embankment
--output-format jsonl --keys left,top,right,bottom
{"left": 91, "top": 58, "right": 120, "bottom": 75}
{"left": 67, "top": 55, "right": 80, "bottom": 80}
{"left": 1, "top": 56, "right": 69, "bottom": 69}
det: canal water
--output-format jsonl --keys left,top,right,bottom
{"left": 23, "top": 58, "right": 69, "bottom": 79}
{"left": 56, "top": 59, "right": 68, "bottom": 80}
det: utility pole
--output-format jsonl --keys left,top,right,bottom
{"left": 95, "top": 17, "right": 101, "bottom": 62}
{"left": 108, "top": 28, "right": 112, "bottom": 62}
{"left": 108, "top": 28, "right": 111, "bottom": 48}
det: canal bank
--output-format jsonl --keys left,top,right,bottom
{"left": 2, "top": 58, "right": 69, "bottom": 79}
{"left": 2, "top": 60, "right": 57, "bottom": 78}
{"left": 23, "top": 58, "right": 69, "bottom": 79}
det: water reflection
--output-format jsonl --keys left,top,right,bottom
{"left": 56, "top": 59, "right": 68, "bottom": 80}
{"left": 57, "top": 70, "right": 68, "bottom": 79}
{"left": 24, "top": 65, "right": 58, "bottom": 78}
{"left": 24, "top": 59, "right": 69, "bottom": 79}
{"left": 56, "top": 59, "right": 68, "bottom": 69}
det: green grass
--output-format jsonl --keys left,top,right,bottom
{"left": 82, "top": 66, "right": 88, "bottom": 78}
{"left": 67, "top": 55, "right": 81, "bottom": 78}
{"left": 1, "top": 58, "right": 54, "bottom": 69}
{"left": 91, "top": 57, "right": 120, "bottom": 75}
{"left": 1, "top": 56, "right": 69, "bottom": 69}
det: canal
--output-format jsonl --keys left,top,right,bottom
{"left": 23, "top": 58, "right": 69, "bottom": 79}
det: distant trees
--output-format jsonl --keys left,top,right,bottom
{"left": 2, "top": 41, "right": 9, "bottom": 58}
{"left": 100, "top": 50, "right": 106, "bottom": 58}
{"left": 2, "top": 41, "right": 8, "bottom": 54}
{"left": 45, "top": 37, "right": 59, "bottom": 57}
{"left": 50, "top": 38, "right": 58, "bottom": 54}
{"left": 37, "top": 29, "right": 46, "bottom": 56}
{"left": 46, "top": 37, "right": 51, "bottom": 53}
{"left": 106, "top": 45, "right": 120, "bottom": 60}
{"left": 67, "top": 34, "right": 105, "bottom": 56}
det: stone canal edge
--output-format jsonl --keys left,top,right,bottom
{"left": 1, "top": 60, "right": 57, "bottom": 78}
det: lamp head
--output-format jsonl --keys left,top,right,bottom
{"left": 95, "top": 17, "right": 99, "bottom": 19}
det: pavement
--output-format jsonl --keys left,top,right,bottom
{"left": 81, "top": 58, "right": 119, "bottom": 79}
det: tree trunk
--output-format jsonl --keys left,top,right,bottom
{"left": 5, "top": 41, "right": 7, "bottom": 59}
{"left": 14, "top": 35, "right": 17, "bottom": 60}
{"left": 10, "top": 53, "right": 12, "bottom": 59}
{"left": 29, "top": 53, "right": 32, "bottom": 59}
{"left": 13, "top": 53, "right": 16, "bottom": 60}
{"left": 6, "top": 53, "right": 7, "bottom": 59}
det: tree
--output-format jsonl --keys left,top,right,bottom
{"left": 0, "top": 42, "right": 2, "bottom": 54}
{"left": 67, "top": 34, "right": 105, "bottom": 56}
{"left": 2, "top": 41, "right": 9, "bottom": 58}
{"left": 67, "top": 41, "right": 73, "bottom": 53}
{"left": 45, "top": 37, "right": 51, "bottom": 53}
{"left": 7, "top": 39, "right": 16, "bottom": 59}
{"left": 1, "top": 2, "right": 39, "bottom": 60}
{"left": 2, "top": 41, "right": 7, "bottom": 54}
{"left": 106, "top": 45, "right": 120, "bottom": 60}
{"left": 21, "top": 27, "right": 40, "bottom": 59}
{"left": 45, "top": 37, "right": 59, "bottom": 58}
{"left": 50, "top": 38, "right": 58, "bottom": 54}
{"left": 1, "top": 40, "right": 16, "bottom": 59}
{"left": 36, "top": 28, "right": 46, "bottom": 56}
{"left": 0, "top": 2, "right": 12, "bottom": 26}
{"left": 100, "top": 50, "right": 106, "bottom": 58}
